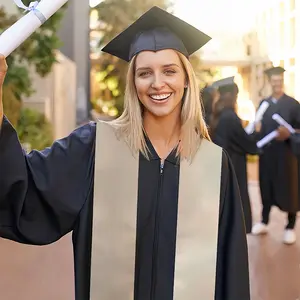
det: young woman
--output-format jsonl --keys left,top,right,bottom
{"left": 210, "top": 77, "right": 259, "bottom": 234}
{"left": 0, "top": 7, "right": 250, "bottom": 300}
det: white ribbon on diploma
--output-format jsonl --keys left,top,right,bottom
{"left": 0, "top": 0, "right": 68, "bottom": 57}
{"left": 13, "top": 0, "right": 47, "bottom": 24}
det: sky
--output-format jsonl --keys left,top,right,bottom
{"left": 173, "top": 0, "right": 261, "bottom": 35}
{"left": 89, "top": 0, "right": 264, "bottom": 35}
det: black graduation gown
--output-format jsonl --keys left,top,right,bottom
{"left": 0, "top": 116, "right": 250, "bottom": 300}
{"left": 258, "top": 94, "right": 300, "bottom": 212}
{"left": 290, "top": 133, "right": 300, "bottom": 156}
{"left": 213, "top": 108, "right": 259, "bottom": 233}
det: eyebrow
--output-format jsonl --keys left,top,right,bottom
{"left": 136, "top": 63, "right": 180, "bottom": 72}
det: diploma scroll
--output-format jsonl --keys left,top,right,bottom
{"left": 272, "top": 113, "right": 296, "bottom": 134}
{"left": 257, "top": 130, "right": 278, "bottom": 148}
{"left": 245, "top": 101, "right": 270, "bottom": 134}
{"left": 0, "top": 0, "right": 68, "bottom": 57}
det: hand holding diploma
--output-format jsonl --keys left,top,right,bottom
{"left": 0, "top": 0, "right": 68, "bottom": 57}
{"left": 257, "top": 130, "right": 278, "bottom": 148}
{"left": 256, "top": 114, "right": 295, "bottom": 148}
{"left": 272, "top": 113, "right": 296, "bottom": 134}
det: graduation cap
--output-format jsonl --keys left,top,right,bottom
{"left": 101, "top": 6, "right": 212, "bottom": 62}
{"left": 264, "top": 66, "right": 285, "bottom": 77}
{"left": 212, "top": 76, "right": 238, "bottom": 94}
{"left": 212, "top": 76, "right": 235, "bottom": 89}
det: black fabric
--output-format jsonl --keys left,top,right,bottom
{"left": 257, "top": 94, "right": 300, "bottom": 213}
{"left": 101, "top": 6, "right": 211, "bottom": 61}
{"left": 261, "top": 205, "right": 296, "bottom": 229}
{"left": 0, "top": 116, "right": 250, "bottom": 300}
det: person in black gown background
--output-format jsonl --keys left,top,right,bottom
{"left": 210, "top": 77, "right": 259, "bottom": 233}
{"left": 0, "top": 7, "right": 250, "bottom": 299}
{"left": 251, "top": 66, "right": 300, "bottom": 245}
{"left": 201, "top": 85, "right": 219, "bottom": 133}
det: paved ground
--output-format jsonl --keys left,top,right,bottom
{"left": 0, "top": 162, "right": 299, "bottom": 299}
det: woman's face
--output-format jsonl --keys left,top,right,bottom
{"left": 134, "top": 49, "right": 186, "bottom": 118}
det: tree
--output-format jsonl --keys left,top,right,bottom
{"left": 0, "top": 2, "right": 66, "bottom": 144}
{"left": 90, "top": 0, "right": 172, "bottom": 116}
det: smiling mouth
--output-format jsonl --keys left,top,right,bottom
{"left": 149, "top": 93, "right": 172, "bottom": 101}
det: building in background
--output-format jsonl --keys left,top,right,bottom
{"left": 0, "top": 1, "right": 78, "bottom": 139}
{"left": 248, "top": 0, "right": 299, "bottom": 102}
{"left": 57, "top": 0, "right": 91, "bottom": 124}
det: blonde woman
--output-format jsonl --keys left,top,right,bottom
{"left": 0, "top": 6, "right": 250, "bottom": 300}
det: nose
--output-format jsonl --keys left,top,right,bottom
{"left": 151, "top": 74, "right": 165, "bottom": 90}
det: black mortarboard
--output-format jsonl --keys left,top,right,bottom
{"left": 212, "top": 76, "right": 235, "bottom": 89}
{"left": 212, "top": 76, "right": 238, "bottom": 95}
{"left": 264, "top": 66, "right": 285, "bottom": 77}
{"left": 101, "top": 6, "right": 211, "bottom": 62}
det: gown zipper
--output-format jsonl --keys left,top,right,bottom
{"left": 150, "top": 159, "right": 164, "bottom": 300}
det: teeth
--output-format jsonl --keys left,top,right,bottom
{"left": 150, "top": 93, "right": 171, "bottom": 100}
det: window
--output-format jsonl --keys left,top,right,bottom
{"left": 280, "top": 22, "right": 285, "bottom": 46}
{"left": 280, "top": 1, "right": 285, "bottom": 18}
{"left": 290, "top": 57, "right": 296, "bottom": 66}
{"left": 290, "top": 17, "right": 295, "bottom": 48}
{"left": 288, "top": 72, "right": 295, "bottom": 97}
{"left": 290, "top": 0, "right": 295, "bottom": 11}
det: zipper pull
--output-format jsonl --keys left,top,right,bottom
{"left": 160, "top": 160, "right": 164, "bottom": 174}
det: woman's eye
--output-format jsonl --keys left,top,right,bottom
{"left": 164, "top": 69, "right": 176, "bottom": 75}
{"left": 138, "top": 71, "right": 151, "bottom": 77}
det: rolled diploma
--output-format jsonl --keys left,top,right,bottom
{"left": 255, "top": 101, "right": 270, "bottom": 123}
{"left": 244, "top": 122, "right": 255, "bottom": 134}
{"left": 257, "top": 130, "right": 278, "bottom": 148}
{"left": 0, "top": 0, "right": 68, "bottom": 57}
{"left": 272, "top": 113, "right": 296, "bottom": 134}
{"left": 244, "top": 101, "right": 270, "bottom": 134}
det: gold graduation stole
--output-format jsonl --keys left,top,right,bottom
{"left": 90, "top": 122, "right": 222, "bottom": 299}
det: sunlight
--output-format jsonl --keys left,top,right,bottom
{"left": 173, "top": 0, "right": 258, "bottom": 34}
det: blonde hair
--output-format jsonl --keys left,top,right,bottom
{"left": 109, "top": 51, "right": 210, "bottom": 162}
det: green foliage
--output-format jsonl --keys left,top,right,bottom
{"left": 2, "top": 84, "right": 22, "bottom": 127}
{"left": 0, "top": 2, "right": 66, "bottom": 146}
{"left": 91, "top": 0, "right": 172, "bottom": 116}
{"left": 16, "top": 107, "right": 53, "bottom": 150}
{"left": 0, "top": 5, "right": 65, "bottom": 98}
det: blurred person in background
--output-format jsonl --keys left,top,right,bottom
{"left": 210, "top": 77, "right": 260, "bottom": 233}
{"left": 252, "top": 66, "right": 300, "bottom": 245}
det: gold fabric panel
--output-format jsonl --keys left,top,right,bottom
{"left": 174, "top": 140, "right": 222, "bottom": 299}
{"left": 91, "top": 122, "right": 222, "bottom": 299}
{"left": 90, "top": 122, "right": 139, "bottom": 299}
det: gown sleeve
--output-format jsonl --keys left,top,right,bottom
{"left": 215, "top": 150, "right": 250, "bottom": 300}
{"left": 230, "top": 113, "right": 259, "bottom": 154}
{"left": 0, "top": 116, "right": 96, "bottom": 245}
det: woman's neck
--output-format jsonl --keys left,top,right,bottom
{"left": 143, "top": 111, "right": 181, "bottom": 159}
